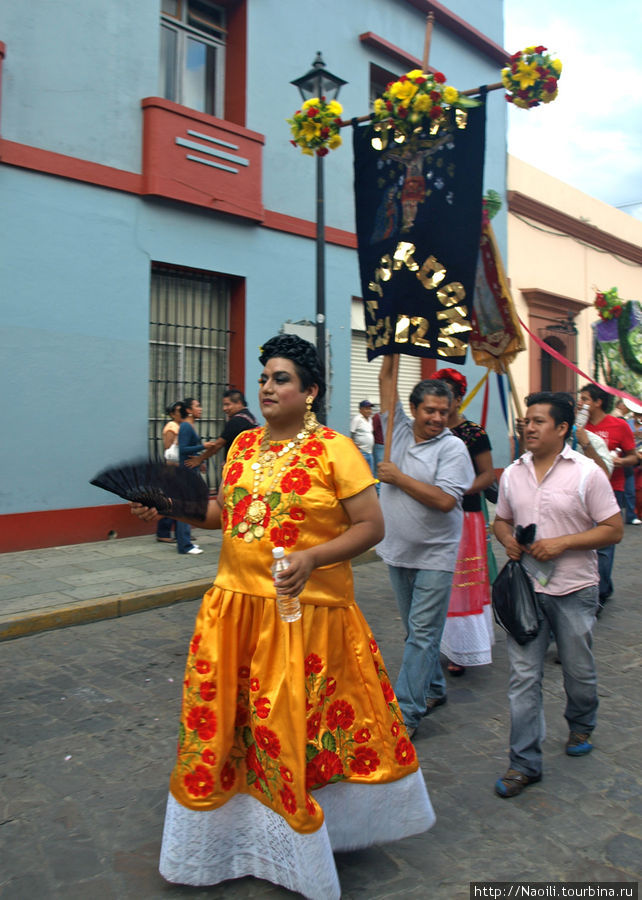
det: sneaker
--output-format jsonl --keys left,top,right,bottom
{"left": 495, "top": 768, "right": 542, "bottom": 798}
{"left": 566, "top": 732, "right": 592, "bottom": 756}
{"left": 186, "top": 547, "right": 203, "bottom": 555}
{"left": 631, "top": 518, "right": 642, "bottom": 525}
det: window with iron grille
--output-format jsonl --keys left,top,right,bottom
{"left": 149, "top": 264, "right": 231, "bottom": 485}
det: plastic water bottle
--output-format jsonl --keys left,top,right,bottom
{"left": 271, "top": 548, "right": 302, "bottom": 622}
{"left": 576, "top": 404, "right": 590, "bottom": 429}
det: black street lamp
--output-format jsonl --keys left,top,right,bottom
{"left": 291, "top": 53, "right": 347, "bottom": 423}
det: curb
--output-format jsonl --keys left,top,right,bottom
{"left": 0, "top": 549, "right": 379, "bottom": 642}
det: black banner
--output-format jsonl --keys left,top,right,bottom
{"left": 353, "top": 105, "right": 486, "bottom": 362}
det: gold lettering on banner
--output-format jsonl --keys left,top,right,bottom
{"left": 438, "top": 336, "right": 468, "bottom": 357}
{"left": 395, "top": 315, "right": 431, "bottom": 348}
{"left": 366, "top": 299, "right": 379, "bottom": 319}
{"left": 437, "top": 281, "right": 466, "bottom": 306}
{"left": 393, "top": 242, "right": 419, "bottom": 271}
{"left": 417, "top": 255, "right": 447, "bottom": 290}
{"left": 368, "top": 281, "right": 383, "bottom": 298}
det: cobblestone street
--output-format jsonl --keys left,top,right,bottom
{"left": 1, "top": 530, "right": 641, "bottom": 898}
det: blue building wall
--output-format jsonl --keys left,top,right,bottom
{"left": 0, "top": 0, "right": 509, "bottom": 529}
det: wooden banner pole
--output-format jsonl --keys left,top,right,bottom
{"left": 383, "top": 354, "right": 400, "bottom": 463}
{"left": 422, "top": 12, "right": 435, "bottom": 71}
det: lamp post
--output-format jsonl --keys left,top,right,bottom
{"left": 291, "top": 53, "right": 346, "bottom": 423}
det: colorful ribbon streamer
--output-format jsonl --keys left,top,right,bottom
{"left": 518, "top": 315, "right": 642, "bottom": 406}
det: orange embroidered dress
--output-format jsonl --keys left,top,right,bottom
{"left": 159, "top": 426, "right": 434, "bottom": 899}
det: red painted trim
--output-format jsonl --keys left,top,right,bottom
{"left": 420, "top": 358, "right": 437, "bottom": 378}
{"left": 0, "top": 139, "right": 357, "bottom": 246}
{"left": 359, "top": 33, "right": 425, "bottom": 72}
{"left": 225, "top": 0, "right": 247, "bottom": 126}
{"left": 140, "top": 97, "right": 263, "bottom": 143}
{"left": 0, "top": 505, "right": 155, "bottom": 554}
{"left": 0, "top": 138, "right": 143, "bottom": 193}
{"left": 262, "top": 209, "right": 358, "bottom": 249}
{"left": 396, "top": 0, "right": 510, "bottom": 65}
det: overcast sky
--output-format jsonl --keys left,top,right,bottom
{"left": 503, "top": 0, "right": 642, "bottom": 221}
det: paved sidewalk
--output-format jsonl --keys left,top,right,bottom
{"left": 0, "top": 528, "right": 380, "bottom": 641}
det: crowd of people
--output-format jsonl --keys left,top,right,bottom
{"left": 134, "top": 337, "right": 638, "bottom": 896}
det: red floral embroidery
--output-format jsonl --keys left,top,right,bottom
{"left": 201, "top": 748, "right": 216, "bottom": 766}
{"left": 270, "top": 521, "right": 299, "bottom": 548}
{"left": 246, "top": 744, "right": 267, "bottom": 788}
{"left": 254, "top": 697, "right": 271, "bottom": 719}
{"left": 221, "top": 506, "right": 229, "bottom": 531}
{"left": 350, "top": 747, "right": 381, "bottom": 775}
{"left": 391, "top": 721, "right": 400, "bottom": 737}
{"left": 184, "top": 764, "right": 214, "bottom": 797}
{"left": 326, "top": 676, "right": 337, "bottom": 697}
{"left": 301, "top": 438, "right": 323, "bottom": 456}
{"left": 220, "top": 761, "right": 236, "bottom": 790}
{"left": 305, "top": 794, "right": 316, "bottom": 815}
{"left": 326, "top": 699, "right": 355, "bottom": 732}
{"left": 200, "top": 681, "right": 216, "bottom": 702}
{"left": 321, "top": 429, "right": 335, "bottom": 439}
{"left": 305, "top": 458, "right": 318, "bottom": 468}
{"left": 279, "top": 785, "right": 298, "bottom": 814}
{"left": 289, "top": 506, "right": 306, "bottom": 522}
{"left": 237, "top": 431, "right": 257, "bottom": 450}
{"left": 225, "top": 461, "right": 243, "bottom": 486}
{"left": 395, "top": 737, "right": 416, "bottom": 766}
{"left": 279, "top": 765, "right": 294, "bottom": 782}
{"left": 369, "top": 639, "right": 378, "bottom": 654}
{"left": 195, "top": 660, "right": 211, "bottom": 674}
{"left": 305, "top": 653, "right": 323, "bottom": 676}
{"left": 381, "top": 680, "right": 395, "bottom": 702}
{"left": 250, "top": 677, "right": 260, "bottom": 692}
{"left": 306, "top": 749, "right": 344, "bottom": 788}
{"left": 354, "top": 728, "right": 371, "bottom": 744}
{"left": 190, "top": 634, "right": 201, "bottom": 655}
{"left": 281, "top": 468, "right": 311, "bottom": 496}
{"left": 307, "top": 711, "right": 321, "bottom": 741}
{"left": 187, "top": 706, "right": 217, "bottom": 741}
{"left": 232, "top": 494, "right": 270, "bottom": 530}
{"left": 254, "top": 726, "right": 281, "bottom": 759}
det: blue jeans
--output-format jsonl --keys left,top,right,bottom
{"left": 598, "top": 493, "right": 625, "bottom": 599}
{"left": 387, "top": 566, "right": 453, "bottom": 728}
{"left": 506, "top": 585, "right": 599, "bottom": 777}
{"left": 176, "top": 520, "right": 194, "bottom": 554}
{"left": 621, "top": 471, "right": 637, "bottom": 523}
{"left": 359, "top": 449, "right": 374, "bottom": 475}
{"left": 156, "top": 517, "right": 176, "bottom": 539}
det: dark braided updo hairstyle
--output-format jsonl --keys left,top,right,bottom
{"left": 259, "top": 334, "right": 326, "bottom": 412}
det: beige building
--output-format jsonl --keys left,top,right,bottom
{"left": 506, "top": 156, "right": 642, "bottom": 403}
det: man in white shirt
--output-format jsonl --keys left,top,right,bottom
{"left": 351, "top": 400, "right": 375, "bottom": 473}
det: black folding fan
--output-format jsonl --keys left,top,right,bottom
{"left": 90, "top": 459, "right": 209, "bottom": 521}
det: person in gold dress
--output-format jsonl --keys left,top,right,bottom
{"left": 132, "top": 334, "right": 434, "bottom": 900}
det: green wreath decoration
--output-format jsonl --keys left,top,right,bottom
{"left": 618, "top": 301, "right": 642, "bottom": 376}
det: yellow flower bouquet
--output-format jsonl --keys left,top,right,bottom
{"left": 371, "top": 69, "right": 480, "bottom": 144}
{"left": 287, "top": 98, "right": 343, "bottom": 156}
{"left": 501, "top": 46, "right": 562, "bottom": 109}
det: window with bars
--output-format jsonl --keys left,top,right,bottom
{"left": 149, "top": 265, "right": 231, "bottom": 484}
{"left": 159, "top": 0, "right": 226, "bottom": 117}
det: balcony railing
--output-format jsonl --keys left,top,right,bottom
{"left": 141, "top": 97, "right": 264, "bottom": 221}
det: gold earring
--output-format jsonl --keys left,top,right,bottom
{"left": 304, "top": 395, "right": 318, "bottom": 432}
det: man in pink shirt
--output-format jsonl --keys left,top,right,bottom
{"left": 493, "top": 392, "right": 622, "bottom": 798}
{"left": 579, "top": 384, "right": 637, "bottom": 609}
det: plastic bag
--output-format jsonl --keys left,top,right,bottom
{"left": 491, "top": 559, "right": 542, "bottom": 644}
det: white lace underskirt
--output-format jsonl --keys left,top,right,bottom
{"left": 159, "top": 768, "right": 435, "bottom": 899}
{"left": 440, "top": 604, "right": 495, "bottom": 666}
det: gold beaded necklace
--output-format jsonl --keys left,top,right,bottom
{"left": 237, "top": 421, "right": 316, "bottom": 536}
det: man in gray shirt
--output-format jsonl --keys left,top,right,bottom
{"left": 376, "top": 355, "right": 474, "bottom": 737}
